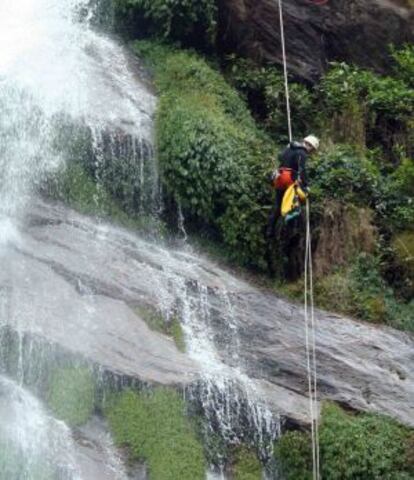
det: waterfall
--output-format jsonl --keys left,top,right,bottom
{"left": 0, "top": 0, "right": 281, "bottom": 477}
{"left": 0, "top": 0, "right": 157, "bottom": 219}
{"left": 0, "top": 376, "right": 81, "bottom": 480}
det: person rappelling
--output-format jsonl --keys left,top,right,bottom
{"left": 266, "top": 134, "right": 320, "bottom": 239}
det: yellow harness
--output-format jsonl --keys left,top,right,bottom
{"left": 281, "top": 183, "right": 307, "bottom": 220}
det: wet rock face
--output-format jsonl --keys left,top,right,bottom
{"left": 218, "top": 0, "right": 414, "bottom": 81}
{"left": 1, "top": 199, "right": 413, "bottom": 429}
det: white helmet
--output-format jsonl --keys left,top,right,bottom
{"left": 303, "top": 134, "right": 320, "bottom": 151}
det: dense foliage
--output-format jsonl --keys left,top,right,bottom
{"left": 134, "top": 41, "right": 275, "bottom": 269}
{"left": 224, "top": 56, "right": 314, "bottom": 142}
{"left": 114, "top": 0, "right": 217, "bottom": 48}
{"left": 310, "top": 254, "right": 414, "bottom": 332}
{"left": 231, "top": 446, "right": 262, "bottom": 480}
{"left": 224, "top": 51, "right": 414, "bottom": 162}
{"left": 275, "top": 403, "right": 414, "bottom": 480}
{"left": 106, "top": 388, "right": 206, "bottom": 480}
{"left": 132, "top": 40, "right": 413, "bottom": 322}
{"left": 319, "top": 61, "right": 414, "bottom": 159}
{"left": 392, "top": 44, "right": 414, "bottom": 87}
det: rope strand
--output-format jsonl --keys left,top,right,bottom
{"left": 278, "top": 0, "right": 293, "bottom": 142}
{"left": 277, "top": 1, "right": 320, "bottom": 477}
{"left": 304, "top": 208, "right": 317, "bottom": 480}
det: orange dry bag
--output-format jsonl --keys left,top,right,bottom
{"left": 273, "top": 168, "right": 295, "bottom": 190}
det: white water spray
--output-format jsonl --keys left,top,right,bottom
{"left": 0, "top": 0, "right": 156, "bottom": 218}
{"left": 0, "top": 375, "right": 81, "bottom": 480}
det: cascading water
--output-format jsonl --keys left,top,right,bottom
{"left": 0, "top": 0, "right": 158, "bottom": 219}
{"left": 136, "top": 252, "right": 281, "bottom": 468}
{"left": 0, "top": 376, "right": 81, "bottom": 480}
{"left": 0, "top": 0, "right": 281, "bottom": 477}
{"left": 0, "top": 0, "right": 156, "bottom": 478}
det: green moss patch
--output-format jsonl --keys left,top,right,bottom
{"left": 47, "top": 366, "right": 95, "bottom": 427}
{"left": 275, "top": 403, "right": 414, "bottom": 480}
{"left": 231, "top": 446, "right": 262, "bottom": 480}
{"left": 106, "top": 388, "right": 206, "bottom": 480}
{"left": 134, "top": 305, "right": 186, "bottom": 352}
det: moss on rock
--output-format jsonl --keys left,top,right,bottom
{"left": 134, "top": 305, "right": 186, "bottom": 352}
{"left": 231, "top": 446, "right": 262, "bottom": 480}
{"left": 106, "top": 388, "right": 206, "bottom": 480}
{"left": 47, "top": 366, "right": 95, "bottom": 427}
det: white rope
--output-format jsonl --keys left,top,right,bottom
{"left": 304, "top": 206, "right": 317, "bottom": 480}
{"left": 277, "top": 1, "right": 320, "bottom": 477}
{"left": 306, "top": 199, "right": 320, "bottom": 480}
{"left": 278, "top": 0, "right": 293, "bottom": 142}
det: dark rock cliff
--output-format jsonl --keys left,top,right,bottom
{"left": 217, "top": 0, "right": 414, "bottom": 81}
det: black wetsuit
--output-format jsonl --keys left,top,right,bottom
{"left": 266, "top": 142, "right": 309, "bottom": 238}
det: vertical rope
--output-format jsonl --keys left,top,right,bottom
{"left": 278, "top": 0, "right": 293, "bottom": 142}
{"left": 304, "top": 209, "right": 317, "bottom": 480}
{"left": 277, "top": 2, "right": 320, "bottom": 477}
{"left": 306, "top": 200, "right": 320, "bottom": 480}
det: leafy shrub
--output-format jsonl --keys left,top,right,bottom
{"left": 308, "top": 145, "right": 380, "bottom": 205}
{"left": 47, "top": 367, "right": 95, "bottom": 426}
{"left": 379, "top": 158, "right": 414, "bottom": 229}
{"left": 275, "top": 403, "right": 414, "bottom": 480}
{"left": 232, "top": 446, "right": 262, "bottom": 480}
{"left": 274, "top": 431, "right": 312, "bottom": 480}
{"left": 114, "top": 0, "right": 217, "bottom": 48}
{"left": 225, "top": 56, "right": 314, "bottom": 141}
{"left": 392, "top": 44, "right": 414, "bottom": 87}
{"left": 319, "top": 60, "right": 414, "bottom": 158}
{"left": 106, "top": 388, "right": 206, "bottom": 480}
{"left": 134, "top": 41, "right": 275, "bottom": 268}
{"left": 313, "top": 254, "right": 414, "bottom": 332}
{"left": 320, "top": 61, "right": 414, "bottom": 121}
{"left": 320, "top": 403, "right": 414, "bottom": 480}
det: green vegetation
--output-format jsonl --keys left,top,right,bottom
{"left": 47, "top": 366, "right": 95, "bottom": 426}
{"left": 106, "top": 388, "right": 206, "bottom": 480}
{"left": 274, "top": 431, "right": 312, "bottom": 480}
{"left": 134, "top": 40, "right": 275, "bottom": 269}
{"left": 308, "top": 145, "right": 380, "bottom": 205}
{"left": 319, "top": 61, "right": 414, "bottom": 159}
{"left": 392, "top": 44, "right": 414, "bottom": 87}
{"left": 225, "top": 55, "right": 314, "bottom": 141}
{"left": 275, "top": 403, "right": 414, "bottom": 480}
{"left": 131, "top": 39, "right": 413, "bottom": 331}
{"left": 282, "top": 253, "right": 413, "bottom": 332}
{"left": 231, "top": 446, "right": 262, "bottom": 480}
{"left": 114, "top": 0, "right": 217, "bottom": 48}
{"left": 134, "top": 305, "right": 186, "bottom": 352}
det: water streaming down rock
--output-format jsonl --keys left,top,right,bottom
{"left": 138, "top": 257, "right": 281, "bottom": 462}
{"left": 0, "top": 0, "right": 157, "bottom": 477}
{"left": 0, "top": 375, "right": 81, "bottom": 480}
{"left": 0, "top": 0, "right": 157, "bottom": 218}
{"left": 0, "top": 0, "right": 283, "bottom": 476}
